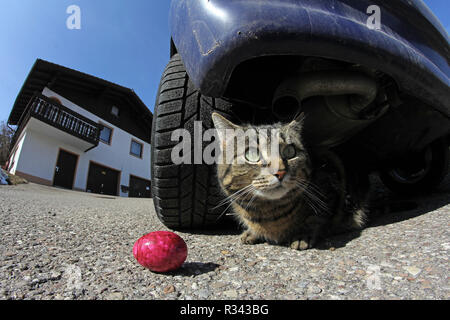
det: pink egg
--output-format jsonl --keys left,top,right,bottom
{"left": 133, "top": 231, "right": 187, "bottom": 273}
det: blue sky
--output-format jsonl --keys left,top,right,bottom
{"left": 0, "top": 0, "right": 448, "bottom": 123}
{"left": 0, "top": 0, "right": 171, "bottom": 122}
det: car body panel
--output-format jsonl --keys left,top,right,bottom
{"left": 170, "top": 0, "right": 449, "bottom": 116}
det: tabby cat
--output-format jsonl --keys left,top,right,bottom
{"left": 212, "top": 112, "right": 369, "bottom": 250}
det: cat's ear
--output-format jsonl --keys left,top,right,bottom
{"left": 212, "top": 113, "right": 239, "bottom": 130}
{"left": 212, "top": 113, "right": 240, "bottom": 144}
{"left": 288, "top": 112, "right": 305, "bottom": 132}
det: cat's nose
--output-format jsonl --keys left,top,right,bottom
{"left": 274, "top": 170, "right": 287, "bottom": 181}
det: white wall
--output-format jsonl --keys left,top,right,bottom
{"left": 12, "top": 87, "right": 151, "bottom": 197}
{"left": 14, "top": 129, "right": 59, "bottom": 182}
{"left": 8, "top": 131, "right": 27, "bottom": 175}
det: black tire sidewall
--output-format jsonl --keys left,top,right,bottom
{"left": 151, "top": 54, "right": 238, "bottom": 230}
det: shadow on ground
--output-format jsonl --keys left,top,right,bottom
{"left": 184, "top": 174, "right": 450, "bottom": 251}
{"left": 158, "top": 262, "right": 221, "bottom": 277}
{"left": 316, "top": 176, "right": 450, "bottom": 250}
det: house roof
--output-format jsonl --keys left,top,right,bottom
{"left": 8, "top": 59, "right": 153, "bottom": 127}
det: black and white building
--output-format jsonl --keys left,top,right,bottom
{"left": 6, "top": 59, "right": 153, "bottom": 197}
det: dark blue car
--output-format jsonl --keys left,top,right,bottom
{"left": 152, "top": 0, "right": 450, "bottom": 229}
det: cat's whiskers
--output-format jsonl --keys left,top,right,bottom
{"left": 294, "top": 184, "right": 321, "bottom": 215}
{"left": 216, "top": 188, "right": 255, "bottom": 221}
{"left": 294, "top": 179, "right": 331, "bottom": 215}
{"left": 244, "top": 192, "right": 258, "bottom": 211}
{"left": 295, "top": 178, "right": 327, "bottom": 203}
{"left": 296, "top": 177, "right": 326, "bottom": 197}
{"left": 213, "top": 185, "right": 253, "bottom": 209}
{"left": 301, "top": 188, "right": 329, "bottom": 213}
{"left": 214, "top": 185, "right": 256, "bottom": 221}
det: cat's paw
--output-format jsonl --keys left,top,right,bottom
{"left": 289, "top": 236, "right": 316, "bottom": 251}
{"left": 240, "top": 230, "right": 261, "bottom": 245}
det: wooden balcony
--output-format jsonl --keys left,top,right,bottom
{"left": 11, "top": 93, "right": 101, "bottom": 151}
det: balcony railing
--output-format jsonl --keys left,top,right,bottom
{"left": 11, "top": 93, "right": 101, "bottom": 150}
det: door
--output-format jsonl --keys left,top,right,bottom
{"left": 53, "top": 150, "right": 78, "bottom": 189}
{"left": 86, "top": 162, "right": 120, "bottom": 196}
{"left": 129, "top": 175, "right": 152, "bottom": 198}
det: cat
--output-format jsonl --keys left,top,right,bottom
{"left": 211, "top": 112, "right": 370, "bottom": 250}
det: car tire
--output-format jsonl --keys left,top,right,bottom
{"left": 379, "top": 137, "right": 449, "bottom": 195}
{"left": 151, "top": 54, "right": 239, "bottom": 230}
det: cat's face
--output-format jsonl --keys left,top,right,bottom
{"left": 212, "top": 113, "right": 312, "bottom": 201}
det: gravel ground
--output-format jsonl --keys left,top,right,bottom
{"left": 0, "top": 177, "right": 449, "bottom": 300}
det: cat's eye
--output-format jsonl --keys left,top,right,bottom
{"left": 282, "top": 145, "right": 297, "bottom": 159}
{"left": 245, "top": 148, "right": 260, "bottom": 163}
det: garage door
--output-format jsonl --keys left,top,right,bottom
{"left": 129, "top": 175, "right": 151, "bottom": 198}
{"left": 86, "top": 162, "right": 120, "bottom": 196}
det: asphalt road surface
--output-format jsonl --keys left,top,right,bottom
{"left": 0, "top": 177, "right": 448, "bottom": 300}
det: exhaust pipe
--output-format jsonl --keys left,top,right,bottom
{"left": 272, "top": 71, "right": 388, "bottom": 147}
{"left": 272, "top": 71, "right": 378, "bottom": 120}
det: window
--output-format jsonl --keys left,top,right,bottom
{"left": 130, "top": 140, "right": 143, "bottom": 158}
{"left": 111, "top": 106, "right": 120, "bottom": 117}
{"left": 99, "top": 124, "right": 113, "bottom": 145}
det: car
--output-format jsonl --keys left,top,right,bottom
{"left": 151, "top": 0, "right": 450, "bottom": 230}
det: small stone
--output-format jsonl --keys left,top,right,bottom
{"left": 221, "top": 250, "right": 231, "bottom": 255}
{"left": 99, "top": 286, "right": 109, "bottom": 294}
{"left": 420, "top": 280, "right": 432, "bottom": 289}
{"left": 223, "top": 290, "right": 238, "bottom": 299}
{"left": 211, "top": 282, "right": 227, "bottom": 289}
{"left": 296, "top": 280, "right": 309, "bottom": 292}
{"left": 4, "top": 251, "right": 16, "bottom": 257}
{"left": 403, "top": 266, "right": 421, "bottom": 277}
{"left": 380, "top": 261, "right": 394, "bottom": 268}
{"left": 307, "top": 285, "right": 322, "bottom": 295}
{"left": 49, "top": 271, "right": 62, "bottom": 281}
{"left": 107, "top": 292, "right": 124, "bottom": 300}
{"left": 197, "top": 289, "right": 210, "bottom": 299}
{"left": 334, "top": 274, "right": 343, "bottom": 281}
{"left": 355, "top": 269, "right": 366, "bottom": 276}
{"left": 163, "top": 285, "right": 175, "bottom": 295}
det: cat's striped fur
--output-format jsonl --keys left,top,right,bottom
{"left": 212, "top": 113, "right": 369, "bottom": 250}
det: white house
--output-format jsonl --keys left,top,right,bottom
{"left": 6, "top": 59, "right": 153, "bottom": 197}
